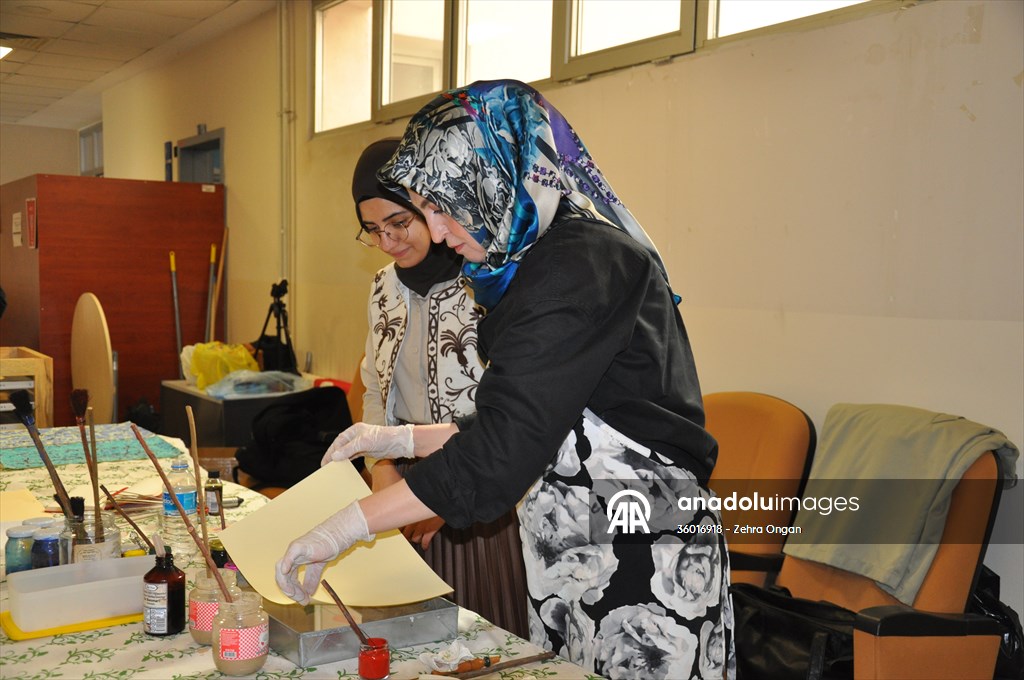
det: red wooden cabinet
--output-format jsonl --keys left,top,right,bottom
{"left": 0, "top": 174, "right": 225, "bottom": 426}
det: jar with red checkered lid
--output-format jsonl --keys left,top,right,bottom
{"left": 211, "top": 591, "right": 268, "bottom": 675}
{"left": 188, "top": 568, "right": 241, "bottom": 645}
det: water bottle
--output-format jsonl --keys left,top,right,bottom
{"left": 160, "top": 461, "right": 197, "bottom": 561}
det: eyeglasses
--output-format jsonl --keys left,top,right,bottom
{"left": 355, "top": 215, "right": 413, "bottom": 247}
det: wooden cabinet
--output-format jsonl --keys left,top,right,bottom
{"left": 0, "top": 175, "right": 224, "bottom": 426}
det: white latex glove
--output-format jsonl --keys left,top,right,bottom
{"left": 274, "top": 501, "right": 374, "bottom": 605}
{"left": 321, "top": 423, "right": 414, "bottom": 466}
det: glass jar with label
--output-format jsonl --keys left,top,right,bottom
{"left": 211, "top": 591, "right": 269, "bottom": 676}
{"left": 188, "top": 568, "right": 241, "bottom": 645}
{"left": 59, "top": 512, "right": 122, "bottom": 564}
{"left": 5, "top": 525, "right": 36, "bottom": 574}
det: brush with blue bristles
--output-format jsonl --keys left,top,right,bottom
{"left": 10, "top": 390, "right": 74, "bottom": 520}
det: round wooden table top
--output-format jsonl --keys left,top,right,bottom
{"left": 70, "top": 292, "right": 115, "bottom": 424}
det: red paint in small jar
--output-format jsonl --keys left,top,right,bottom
{"left": 358, "top": 637, "right": 390, "bottom": 679}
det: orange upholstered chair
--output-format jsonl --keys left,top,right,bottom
{"left": 772, "top": 451, "right": 1003, "bottom": 680}
{"left": 705, "top": 391, "right": 816, "bottom": 586}
{"left": 731, "top": 401, "right": 1008, "bottom": 680}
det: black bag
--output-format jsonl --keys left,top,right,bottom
{"left": 969, "top": 565, "right": 1024, "bottom": 680}
{"left": 732, "top": 582, "right": 855, "bottom": 680}
{"left": 235, "top": 386, "right": 352, "bottom": 487}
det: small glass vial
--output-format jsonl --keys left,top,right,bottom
{"left": 188, "top": 569, "right": 241, "bottom": 645}
{"left": 358, "top": 637, "right": 391, "bottom": 679}
{"left": 143, "top": 548, "right": 186, "bottom": 636}
{"left": 212, "top": 591, "right": 269, "bottom": 676}
{"left": 209, "top": 538, "right": 229, "bottom": 568}
{"left": 60, "top": 512, "right": 122, "bottom": 564}
{"left": 205, "top": 470, "right": 224, "bottom": 517}
{"left": 30, "top": 528, "right": 61, "bottom": 569}
{"left": 5, "top": 525, "right": 36, "bottom": 575}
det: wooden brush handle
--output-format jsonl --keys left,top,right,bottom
{"left": 26, "top": 426, "right": 73, "bottom": 520}
{"left": 132, "top": 424, "right": 233, "bottom": 602}
{"left": 321, "top": 579, "right": 369, "bottom": 645}
{"left": 101, "top": 484, "right": 154, "bottom": 552}
{"left": 449, "top": 651, "right": 557, "bottom": 678}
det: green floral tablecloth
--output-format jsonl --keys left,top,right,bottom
{"left": 0, "top": 438, "right": 595, "bottom": 679}
{"left": 0, "top": 423, "right": 180, "bottom": 470}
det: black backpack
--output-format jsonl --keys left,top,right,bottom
{"left": 235, "top": 386, "right": 352, "bottom": 487}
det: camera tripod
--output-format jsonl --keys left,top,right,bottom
{"left": 253, "top": 279, "right": 298, "bottom": 374}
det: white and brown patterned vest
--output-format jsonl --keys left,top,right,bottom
{"left": 369, "top": 264, "right": 483, "bottom": 424}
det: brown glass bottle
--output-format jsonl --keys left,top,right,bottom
{"left": 143, "top": 548, "right": 186, "bottom": 635}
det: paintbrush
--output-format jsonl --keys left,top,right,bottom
{"left": 67, "top": 495, "right": 89, "bottom": 542}
{"left": 101, "top": 484, "right": 155, "bottom": 553}
{"left": 86, "top": 406, "right": 104, "bottom": 541}
{"left": 70, "top": 390, "right": 104, "bottom": 541}
{"left": 447, "top": 651, "right": 557, "bottom": 679}
{"left": 132, "top": 424, "right": 233, "bottom": 602}
{"left": 321, "top": 579, "right": 369, "bottom": 645}
{"left": 185, "top": 405, "right": 211, "bottom": 576}
{"left": 10, "top": 390, "right": 73, "bottom": 520}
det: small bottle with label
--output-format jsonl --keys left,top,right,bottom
{"left": 188, "top": 568, "right": 241, "bottom": 645}
{"left": 205, "top": 470, "right": 224, "bottom": 518}
{"left": 211, "top": 591, "right": 269, "bottom": 675}
{"left": 143, "top": 548, "right": 186, "bottom": 636}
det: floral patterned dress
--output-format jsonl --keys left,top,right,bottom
{"left": 520, "top": 410, "right": 734, "bottom": 680}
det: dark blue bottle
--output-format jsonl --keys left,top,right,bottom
{"left": 30, "top": 528, "right": 61, "bottom": 569}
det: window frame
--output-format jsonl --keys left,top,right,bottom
{"left": 313, "top": 0, "right": 910, "bottom": 136}
{"left": 551, "top": 0, "right": 698, "bottom": 82}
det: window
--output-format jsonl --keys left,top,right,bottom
{"left": 575, "top": 0, "right": 682, "bottom": 55}
{"left": 316, "top": 0, "right": 373, "bottom": 130}
{"left": 79, "top": 122, "right": 103, "bottom": 177}
{"left": 314, "top": 0, "right": 886, "bottom": 134}
{"left": 456, "top": 0, "right": 551, "bottom": 86}
{"left": 713, "top": 0, "right": 870, "bottom": 39}
{"left": 383, "top": 0, "right": 445, "bottom": 106}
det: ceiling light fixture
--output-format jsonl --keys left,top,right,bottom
{"left": 0, "top": 46, "right": 13, "bottom": 60}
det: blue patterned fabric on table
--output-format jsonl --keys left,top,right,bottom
{"left": 0, "top": 422, "right": 180, "bottom": 469}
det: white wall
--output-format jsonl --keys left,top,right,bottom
{"left": 102, "top": 8, "right": 281, "bottom": 347}
{"left": 0, "top": 123, "right": 78, "bottom": 185}
{"left": 101, "top": 0, "right": 1023, "bottom": 612}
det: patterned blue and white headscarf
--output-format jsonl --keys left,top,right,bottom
{"left": 380, "top": 79, "right": 672, "bottom": 310}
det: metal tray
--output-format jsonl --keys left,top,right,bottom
{"left": 265, "top": 597, "right": 458, "bottom": 667}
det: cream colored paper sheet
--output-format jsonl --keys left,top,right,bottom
{"left": 219, "top": 461, "right": 453, "bottom": 607}
{"left": 0, "top": 489, "right": 46, "bottom": 522}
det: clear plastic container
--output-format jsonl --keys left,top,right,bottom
{"left": 188, "top": 568, "right": 241, "bottom": 645}
{"left": 5, "top": 525, "right": 36, "bottom": 575}
{"left": 212, "top": 591, "right": 269, "bottom": 676}
{"left": 59, "top": 512, "right": 122, "bottom": 564}
{"left": 161, "top": 461, "right": 198, "bottom": 561}
{"left": 7, "top": 555, "right": 152, "bottom": 633}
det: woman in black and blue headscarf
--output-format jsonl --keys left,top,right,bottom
{"left": 278, "top": 80, "right": 732, "bottom": 679}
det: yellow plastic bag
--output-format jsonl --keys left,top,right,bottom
{"left": 188, "top": 342, "right": 259, "bottom": 390}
